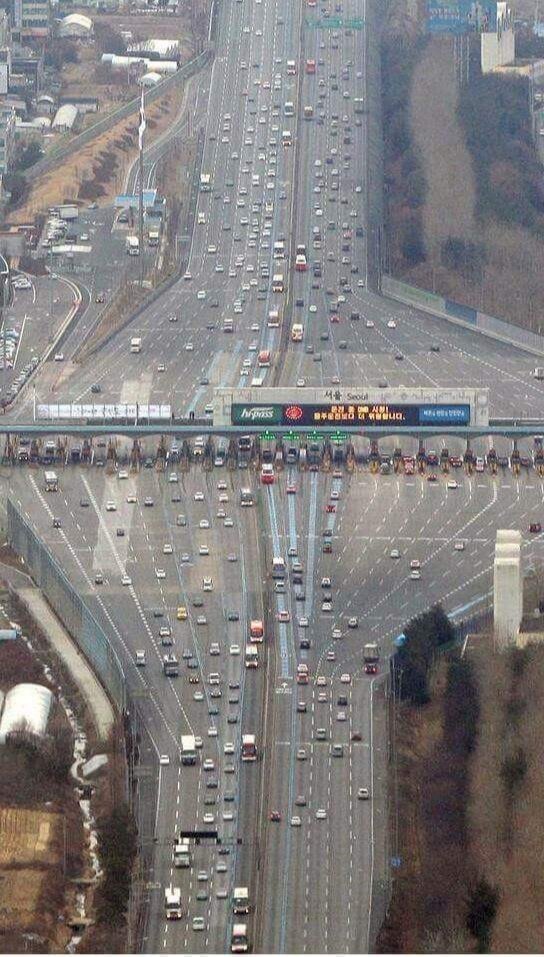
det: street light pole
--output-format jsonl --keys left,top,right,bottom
{"left": 138, "top": 89, "right": 146, "bottom": 287}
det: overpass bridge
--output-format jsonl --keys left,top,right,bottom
{"left": 0, "top": 419, "right": 543, "bottom": 440}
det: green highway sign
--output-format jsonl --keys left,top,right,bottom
{"left": 306, "top": 16, "right": 364, "bottom": 28}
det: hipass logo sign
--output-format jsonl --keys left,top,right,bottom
{"left": 232, "top": 404, "right": 283, "bottom": 424}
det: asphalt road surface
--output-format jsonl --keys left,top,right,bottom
{"left": 4, "top": 0, "right": 544, "bottom": 951}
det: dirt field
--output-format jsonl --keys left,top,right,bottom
{"left": 0, "top": 806, "right": 62, "bottom": 934}
{"left": 7, "top": 81, "right": 186, "bottom": 222}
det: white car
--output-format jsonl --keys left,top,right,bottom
{"left": 192, "top": 917, "right": 205, "bottom": 931}
{"left": 224, "top": 518, "right": 234, "bottom": 527}
{"left": 410, "top": 569, "right": 421, "bottom": 580}
{"left": 229, "top": 644, "right": 241, "bottom": 655}
{"left": 337, "top": 711, "right": 347, "bottom": 722}
{"left": 203, "top": 759, "right": 215, "bottom": 771}
{"left": 185, "top": 342, "right": 194, "bottom": 351}
{"left": 197, "top": 290, "right": 206, "bottom": 300}
{"left": 203, "top": 812, "right": 215, "bottom": 824}
{"left": 410, "top": 559, "right": 421, "bottom": 569}
{"left": 224, "top": 742, "right": 235, "bottom": 754}
{"left": 290, "top": 815, "right": 302, "bottom": 827}
{"left": 316, "top": 676, "right": 327, "bottom": 687}
{"left": 210, "top": 643, "right": 221, "bottom": 655}
{"left": 447, "top": 480, "right": 459, "bottom": 490}
{"left": 163, "top": 544, "right": 173, "bottom": 555}
{"left": 193, "top": 691, "right": 204, "bottom": 701}
{"left": 387, "top": 319, "right": 396, "bottom": 329}
{"left": 454, "top": 541, "right": 466, "bottom": 551}
{"left": 208, "top": 726, "right": 218, "bottom": 737}
{"left": 159, "top": 754, "right": 170, "bottom": 766}
{"left": 390, "top": 548, "right": 400, "bottom": 559}
{"left": 121, "top": 575, "right": 132, "bottom": 586}
{"left": 315, "top": 808, "right": 327, "bottom": 820}
{"left": 199, "top": 545, "right": 210, "bottom": 556}
{"left": 106, "top": 501, "right": 117, "bottom": 512}
{"left": 194, "top": 492, "right": 205, "bottom": 501}
{"left": 203, "top": 576, "right": 213, "bottom": 590}
{"left": 340, "top": 673, "right": 351, "bottom": 684}
{"left": 365, "top": 319, "right": 375, "bottom": 328}
{"left": 156, "top": 568, "right": 166, "bottom": 580}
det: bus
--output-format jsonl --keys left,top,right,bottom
{"left": 241, "top": 734, "right": 257, "bottom": 761}
{"left": 44, "top": 470, "right": 58, "bottom": 492}
{"left": 245, "top": 644, "right": 258, "bottom": 668}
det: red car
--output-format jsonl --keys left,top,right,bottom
{"left": 427, "top": 473, "right": 437, "bottom": 482}
{"left": 529, "top": 522, "right": 542, "bottom": 533}
{"left": 330, "top": 314, "right": 340, "bottom": 323}
{"left": 270, "top": 811, "right": 281, "bottom": 822}
{"left": 326, "top": 504, "right": 336, "bottom": 513}
{"left": 286, "top": 485, "right": 297, "bottom": 494}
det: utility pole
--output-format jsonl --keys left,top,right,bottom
{"left": 138, "top": 89, "right": 146, "bottom": 287}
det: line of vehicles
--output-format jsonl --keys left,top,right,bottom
{"left": 164, "top": 883, "right": 251, "bottom": 951}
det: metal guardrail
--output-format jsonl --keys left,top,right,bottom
{"left": 6, "top": 498, "right": 159, "bottom": 950}
{"left": 382, "top": 275, "right": 544, "bottom": 359}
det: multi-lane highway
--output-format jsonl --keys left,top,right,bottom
{"left": 5, "top": 0, "right": 544, "bottom": 952}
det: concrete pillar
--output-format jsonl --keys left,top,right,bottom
{"left": 494, "top": 530, "right": 522, "bottom": 649}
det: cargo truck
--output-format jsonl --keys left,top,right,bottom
{"left": 231, "top": 924, "right": 249, "bottom": 953}
{"left": 181, "top": 735, "right": 197, "bottom": 764}
{"left": 241, "top": 734, "right": 257, "bottom": 761}
{"left": 164, "top": 886, "right": 183, "bottom": 919}
{"left": 163, "top": 654, "right": 179, "bottom": 677}
{"left": 233, "top": 887, "right": 250, "bottom": 914}
{"left": 363, "top": 643, "right": 379, "bottom": 675}
{"left": 173, "top": 839, "right": 192, "bottom": 868}
{"left": 125, "top": 235, "right": 139, "bottom": 256}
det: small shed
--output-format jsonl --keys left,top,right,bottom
{"left": 52, "top": 103, "right": 78, "bottom": 132}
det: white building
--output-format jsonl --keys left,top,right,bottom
{"left": 58, "top": 13, "right": 93, "bottom": 38}
{"left": 0, "top": 683, "right": 53, "bottom": 743}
